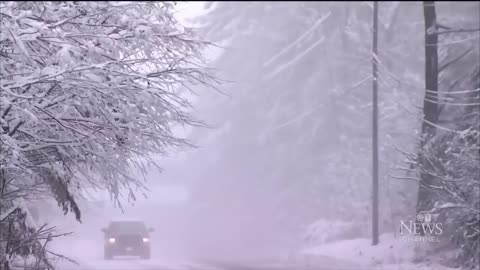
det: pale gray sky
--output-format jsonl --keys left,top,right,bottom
{"left": 175, "top": 1, "right": 208, "bottom": 26}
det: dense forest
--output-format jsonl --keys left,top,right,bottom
{"left": 0, "top": 1, "right": 478, "bottom": 270}
{"left": 185, "top": 2, "right": 479, "bottom": 268}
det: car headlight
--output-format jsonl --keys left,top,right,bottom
{"left": 142, "top": 237, "right": 149, "bottom": 243}
{"left": 108, "top": 238, "right": 116, "bottom": 243}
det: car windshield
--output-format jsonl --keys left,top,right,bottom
{"left": 108, "top": 221, "right": 147, "bottom": 233}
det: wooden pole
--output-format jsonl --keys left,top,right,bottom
{"left": 372, "top": 0, "right": 380, "bottom": 246}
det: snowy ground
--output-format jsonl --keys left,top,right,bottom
{"left": 49, "top": 234, "right": 365, "bottom": 270}
{"left": 48, "top": 231, "right": 367, "bottom": 270}
{"left": 301, "top": 233, "right": 460, "bottom": 270}
{"left": 42, "top": 195, "right": 402, "bottom": 270}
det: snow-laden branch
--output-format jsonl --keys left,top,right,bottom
{"left": 265, "top": 36, "right": 325, "bottom": 80}
{"left": 423, "top": 97, "right": 480, "bottom": 106}
{"left": 263, "top": 11, "right": 331, "bottom": 68}
{"left": 424, "top": 87, "right": 480, "bottom": 95}
{"left": 434, "top": 27, "right": 480, "bottom": 35}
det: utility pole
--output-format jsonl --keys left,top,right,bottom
{"left": 372, "top": 0, "right": 380, "bottom": 246}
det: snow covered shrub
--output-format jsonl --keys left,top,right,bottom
{"left": 416, "top": 125, "right": 479, "bottom": 269}
{"left": 409, "top": 52, "right": 480, "bottom": 268}
{"left": 0, "top": 206, "right": 63, "bottom": 270}
{"left": 441, "top": 128, "right": 479, "bottom": 270}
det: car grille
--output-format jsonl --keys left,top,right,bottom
{"left": 116, "top": 235, "right": 142, "bottom": 246}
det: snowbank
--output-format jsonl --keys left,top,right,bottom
{"left": 301, "top": 233, "right": 459, "bottom": 270}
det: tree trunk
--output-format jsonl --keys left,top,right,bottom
{"left": 416, "top": 1, "right": 439, "bottom": 215}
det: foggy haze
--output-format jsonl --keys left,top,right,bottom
{"left": 1, "top": 1, "right": 479, "bottom": 270}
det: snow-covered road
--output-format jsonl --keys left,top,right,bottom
{"left": 50, "top": 232, "right": 366, "bottom": 270}
{"left": 54, "top": 253, "right": 366, "bottom": 270}
{"left": 56, "top": 258, "right": 218, "bottom": 270}
{"left": 47, "top": 198, "right": 367, "bottom": 270}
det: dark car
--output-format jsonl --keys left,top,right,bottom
{"left": 101, "top": 220, "right": 154, "bottom": 260}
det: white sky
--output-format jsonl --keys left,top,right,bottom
{"left": 175, "top": 1, "right": 209, "bottom": 26}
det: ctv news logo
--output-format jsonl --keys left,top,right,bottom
{"left": 399, "top": 213, "right": 443, "bottom": 243}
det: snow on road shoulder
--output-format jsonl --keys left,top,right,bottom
{"left": 301, "top": 233, "right": 458, "bottom": 270}
{"left": 302, "top": 234, "right": 414, "bottom": 265}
